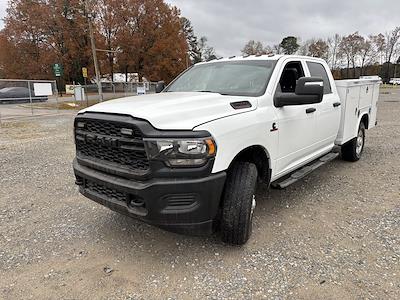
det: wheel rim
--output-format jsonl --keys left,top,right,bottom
{"left": 356, "top": 128, "right": 364, "bottom": 156}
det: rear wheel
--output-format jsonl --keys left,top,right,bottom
{"left": 220, "top": 162, "right": 258, "bottom": 245}
{"left": 341, "top": 122, "right": 365, "bottom": 162}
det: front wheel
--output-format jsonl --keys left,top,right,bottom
{"left": 341, "top": 122, "right": 365, "bottom": 162}
{"left": 220, "top": 162, "right": 258, "bottom": 245}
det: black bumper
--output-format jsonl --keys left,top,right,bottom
{"left": 73, "top": 159, "right": 226, "bottom": 235}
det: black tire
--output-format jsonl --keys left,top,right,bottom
{"left": 341, "top": 122, "right": 365, "bottom": 162}
{"left": 220, "top": 162, "right": 258, "bottom": 245}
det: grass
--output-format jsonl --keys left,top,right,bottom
{"left": 380, "top": 84, "right": 400, "bottom": 89}
{"left": 20, "top": 99, "right": 110, "bottom": 110}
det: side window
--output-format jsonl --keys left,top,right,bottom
{"left": 306, "top": 62, "right": 332, "bottom": 94}
{"left": 278, "top": 61, "right": 304, "bottom": 93}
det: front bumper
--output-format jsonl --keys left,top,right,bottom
{"left": 73, "top": 159, "right": 226, "bottom": 235}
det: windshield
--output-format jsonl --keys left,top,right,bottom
{"left": 165, "top": 60, "right": 277, "bottom": 97}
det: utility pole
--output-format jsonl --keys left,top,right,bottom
{"left": 85, "top": 0, "right": 103, "bottom": 102}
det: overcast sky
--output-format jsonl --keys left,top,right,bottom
{"left": 0, "top": 0, "right": 398, "bottom": 57}
{"left": 166, "top": 0, "right": 399, "bottom": 57}
{"left": 0, "top": 0, "right": 6, "bottom": 29}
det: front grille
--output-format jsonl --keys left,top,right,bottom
{"left": 86, "top": 180, "right": 126, "bottom": 202}
{"left": 83, "top": 119, "right": 142, "bottom": 138}
{"left": 76, "top": 141, "right": 149, "bottom": 171}
{"left": 75, "top": 117, "right": 150, "bottom": 175}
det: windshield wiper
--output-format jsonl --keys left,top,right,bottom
{"left": 195, "top": 90, "right": 218, "bottom": 93}
{"left": 195, "top": 90, "right": 232, "bottom": 95}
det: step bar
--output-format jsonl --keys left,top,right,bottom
{"left": 270, "top": 152, "right": 339, "bottom": 189}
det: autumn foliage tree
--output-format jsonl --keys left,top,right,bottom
{"left": 120, "top": 0, "right": 187, "bottom": 82}
{"left": 0, "top": 0, "right": 188, "bottom": 83}
{"left": 95, "top": 0, "right": 124, "bottom": 81}
{"left": 1, "top": 0, "right": 91, "bottom": 82}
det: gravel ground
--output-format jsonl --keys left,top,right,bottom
{"left": 0, "top": 88, "right": 399, "bottom": 299}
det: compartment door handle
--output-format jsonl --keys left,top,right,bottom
{"left": 333, "top": 102, "right": 341, "bottom": 107}
{"left": 306, "top": 108, "right": 316, "bottom": 114}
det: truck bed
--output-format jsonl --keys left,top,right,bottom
{"left": 335, "top": 79, "right": 380, "bottom": 145}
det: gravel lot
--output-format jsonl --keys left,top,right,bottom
{"left": 0, "top": 88, "right": 399, "bottom": 299}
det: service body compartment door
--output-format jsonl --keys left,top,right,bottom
{"left": 369, "top": 83, "right": 380, "bottom": 129}
{"left": 335, "top": 79, "right": 380, "bottom": 145}
{"left": 336, "top": 84, "right": 360, "bottom": 144}
{"left": 359, "top": 84, "right": 374, "bottom": 110}
{"left": 315, "top": 91, "right": 341, "bottom": 148}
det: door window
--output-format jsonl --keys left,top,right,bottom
{"left": 278, "top": 61, "right": 305, "bottom": 93}
{"left": 306, "top": 62, "right": 332, "bottom": 94}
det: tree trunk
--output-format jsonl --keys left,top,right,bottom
{"left": 361, "top": 58, "right": 365, "bottom": 76}
{"left": 109, "top": 55, "right": 114, "bottom": 83}
{"left": 351, "top": 59, "right": 356, "bottom": 78}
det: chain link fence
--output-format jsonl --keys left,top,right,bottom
{"left": 0, "top": 79, "right": 59, "bottom": 121}
{"left": 97, "top": 81, "right": 158, "bottom": 95}
{"left": 0, "top": 80, "right": 158, "bottom": 122}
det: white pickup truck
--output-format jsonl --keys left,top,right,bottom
{"left": 73, "top": 55, "right": 380, "bottom": 245}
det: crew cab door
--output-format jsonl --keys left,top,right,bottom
{"left": 305, "top": 61, "right": 341, "bottom": 149}
{"left": 273, "top": 60, "right": 319, "bottom": 176}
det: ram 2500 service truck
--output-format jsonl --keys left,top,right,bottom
{"left": 73, "top": 55, "right": 380, "bottom": 245}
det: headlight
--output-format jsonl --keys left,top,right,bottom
{"left": 144, "top": 138, "right": 216, "bottom": 167}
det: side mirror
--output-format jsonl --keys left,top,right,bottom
{"left": 274, "top": 77, "right": 324, "bottom": 107}
{"left": 155, "top": 81, "right": 165, "bottom": 93}
{"left": 295, "top": 77, "right": 324, "bottom": 98}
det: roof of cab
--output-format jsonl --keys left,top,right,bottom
{"left": 196, "top": 54, "right": 325, "bottom": 65}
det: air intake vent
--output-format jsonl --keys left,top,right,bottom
{"left": 162, "top": 194, "right": 199, "bottom": 212}
{"left": 230, "top": 101, "right": 252, "bottom": 109}
{"left": 85, "top": 180, "right": 126, "bottom": 202}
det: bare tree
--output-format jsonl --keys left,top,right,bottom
{"left": 339, "top": 32, "right": 364, "bottom": 78}
{"left": 264, "top": 45, "right": 273, "bottom": 54}
{"left": 241, "top": 40, "right": 269, "bottom": 56}
{"left": 198, "top": 36, "right": 217, "bottom": 61}
{"left": 359, "top": 36, "right": 375, "bottom": 76}
{"left": 309, "top": 39, "right": 329, "bottom": 60}
{"left": 383, "top": 27, "right": 400, "bottom": 81}
{"left": 327, "top": 34, "right": 342, "bottom": 70}
{"left": 298, "top": 38, "right": 314, "bottom": 56}
{"left": 272, "top": 44, "right": 282, "bottom": 54}
{"left": 384, "top": 27, "right": 400, "bottom": 63}
{"left": 371, "top": 33, "right": 386, "bottom": 65}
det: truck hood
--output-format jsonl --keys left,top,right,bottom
{"left": 80, "top": 92, "right": 257, "bottom": 130}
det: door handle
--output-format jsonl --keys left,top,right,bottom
{"left": 333, "top": 102, "right": 341, "bottom": 107}
{"left": 306, "top": 108, "right": 316, "bottom": 114}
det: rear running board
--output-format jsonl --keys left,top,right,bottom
{"left": 270, "top": 152, "right": 339, "bottom": 189}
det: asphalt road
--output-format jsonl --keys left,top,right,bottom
{"left": 0, "top": 88, "right": 399, "bottom": 299}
